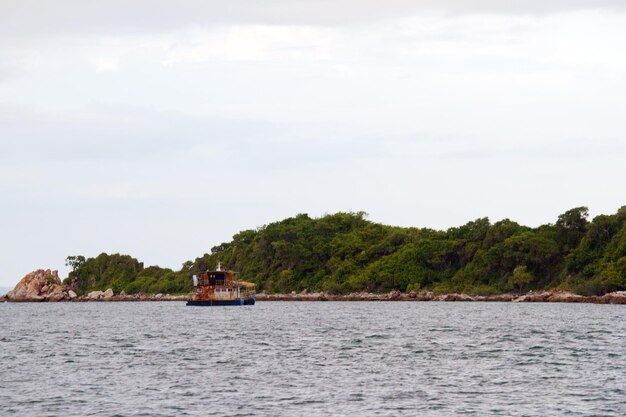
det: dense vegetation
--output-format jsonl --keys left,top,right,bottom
{"left": 63, "top": 206, "right": 626, "bottom": 296}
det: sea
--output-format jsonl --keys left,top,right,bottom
{"left": 1, "top": 301, "right": 625, "bottom": 416}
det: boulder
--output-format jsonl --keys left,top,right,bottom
{"left": 547, "top": 291, "right": 583, "bottom": 303}
{"left": 441, "top": 293, "right": 475, "bottom": 302}
{"left": 46, "top": 292, "right": 65, "bottom": 302}
{"left": 5, "top": 269, "right": 63, "bottom": 302}
{"left": 87, "top": 290, "right": 104, "bottom": 300}
{"left": 528, "top": 291, "right": 552, "bottom": 302}
{"left": 473, "top": 294, "right": 515, "bottom": 302}
{"left": 513, "top": 291, "right": 550, "bottom": 302}
{"left": 388, "top": 290, "right": 402, "bottom": 300}
{"left": 103, "top": 288, "right": 114, "bottom": 298}
{"left": 68, "top": 290, "right": 78, "bottom": 299}
{"left": 155, "top": 293, "right": 163, "bottom": 299}
{"left": 414, "top": 291, "right": 435, "bottom": 301}
{"left": 50, "top": 271, "right": 61, "bottom": 285}
{"left": 491, "top": 294, "right": 515, "bottom": 302}
{"left": 601, "top": 291, "right": 626, "bottom": 304}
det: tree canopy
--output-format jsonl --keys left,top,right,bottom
{"left": 64, "top": 206, "right": 626, "bottom": 296}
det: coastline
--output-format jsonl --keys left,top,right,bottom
{"left": 3, "top": 289, "right": 626, "bottom": 304}
{"left": 3, "top": 269, "right": 625, "bottom": 304}
{"left": 255, "top": 290, "right": 626, "bottom": 304}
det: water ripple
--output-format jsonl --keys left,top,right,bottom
{"left": 1, "top": 302, "right": 625, "bottom": 416}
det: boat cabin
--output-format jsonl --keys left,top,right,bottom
{"left": 188, "top": 262, "right": 256, "bottom": 305}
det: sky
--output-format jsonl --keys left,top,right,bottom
{"left": 1, "top": 1, "right": 626, "bottom": 287}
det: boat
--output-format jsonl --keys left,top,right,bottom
{"left": 186, "top": 262, "right": 256, "bottom": 306}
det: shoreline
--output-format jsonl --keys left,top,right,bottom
{"left": 255, "top": 290, "right": 626, "bottom": 304}
{"left": 2, "top": 289, "right": 626, "bottom": 304}
{"left": 3, "top": 270, "right": 625, "bottom": 304}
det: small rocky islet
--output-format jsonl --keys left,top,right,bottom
{"left": 2, "top": 268, "right": 626, "bottom": 304}
{"left": 1, "top": 269, "right": 187, "bottom": 302}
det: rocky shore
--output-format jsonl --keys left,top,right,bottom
{"left": 255, "top": 290, "right": 626, "bottom": 304}
{"left": 2, "top": 269, "right": 626, "bottom": 304}
{"left": 0, "top": 269, "right": 188, "bottom": 302}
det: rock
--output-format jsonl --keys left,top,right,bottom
{"left": 530, "top": 291, "right": 553, "bottom": 302}
{"left": 440, "top": 293, "right": 474, "bottom": 302}
{"left": 513, "top": 291, "right": 549, "bottom": 302}
{"left": 5, "top": 269, "right": 63, "bottom": 302}
{"left": 547, "top": 291, "right": 583, "bottom": 303}
{"left": 119, "top": 290, "right": 127, "bottom": 297}
{"left": 601, "top": 291, "right": 626, "bottom": 304}
{"left": 388, "top": 290, "right": 402, "bottom": 300}
{"left": 492, "top": 294, "right": 515, "bottom": 302}
{"left": 103, "top": 288, "right": 114, "bottom": 298}
{"left": 155, "top": 293, "right": 163, "bottom": 299}
{"left": 473, "top": 294, "right": 515, "bottom": 302}
{"left": 46, "top": 292, "right": 65, "bottom": 302}
{"left": 415, "top": 291, "right": 435, "bottom": 301}
{"left": 50, "top": 271, "right": 61, "bottom": 285}
{"left": 68, "top": 290, "right": 77, "bottom": 299}
{"left": 88, "top": 290, "right": 104, "bottom": 300}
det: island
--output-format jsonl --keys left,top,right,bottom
{"left": 2, "top": 206, "right": 626, "bottom": 304}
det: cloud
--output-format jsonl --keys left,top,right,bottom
{"left": 88, "top": 182, "right": 136, "bottom": 199}
{"left": 0, "top": 65, "right": 14, "bottom": 83}
{"left": 0, "top": 46, "right": 41, "bottom": 81}
{"left": 0, "top": 103, "right": 286, "bottom": 162}
{"left": 1, "top": 1, "right": 626, "bottom": 287}
{"left": 88, "top": 56, "right": 121, "bottom": 73}
{"left": 1, "top": 0, "right": 625, "bottom": 38}
{"left": 433, "top": 139, "right": 626, "bottom": 160}
{"left": 162, "top": 25, "right": 334, "bottom": 64}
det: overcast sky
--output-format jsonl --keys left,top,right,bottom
{"left": 1, "top": 1, "right": 625, "bottom": 287}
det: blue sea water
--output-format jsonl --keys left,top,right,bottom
{"left": 1, "top": 301, "right": 625, "bottom": 416}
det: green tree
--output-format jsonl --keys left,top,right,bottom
{"left": 509, "top": 265, "right": 533, "bottom": 293}
{"left": 65, "top": 255, "right": 86, "bottom": 272}
{"left": 556, "top": 207, "right": 589, "bottom": 250}
{"left": 55, "top": 206, "right": 626, "bottom": 297}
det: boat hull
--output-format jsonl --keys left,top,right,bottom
{"left": 186, "top": 297, "right": 255, "bottom": 306}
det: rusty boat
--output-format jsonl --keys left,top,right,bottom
{"left": 186, "top": 262, "right": 256, "bottom": 306}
